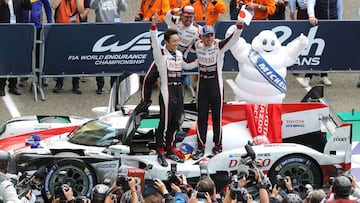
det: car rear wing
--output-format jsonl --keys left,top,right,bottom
{"left": 92, "top": 73, "right": 140, "bottom": 117}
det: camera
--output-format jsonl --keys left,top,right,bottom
{"left": 162, "top": 163, "right": 181, "bottom": 192}
{"left": 275, "top": 175, "right": 287, "bottom": 190}
{"left": 16, "top": 166, "right": 47, "bottom": 198}
{"left": 237, "top": 144, "right": 269, "bottom": 188}
{"left": 54, "top": 184, "right": 70, "bottom": 201}
{"left": 229, "top": 175, "right": 249, "bottom": 202}
{"left": 53, "top": 171, "right": 69, "bottom": 201}
{"left": 196, "top": 191, "right": 207, "bottom": 199}
{"left": 116, "top": 173, "right": 131, "bottom": 191}
{"left": 167, "top": 163, "right": 180, "bottom": 186}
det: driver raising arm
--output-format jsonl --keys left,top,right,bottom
{"left": 150, "top": 14, "right": 197, "bottom": 167}
{"left": 192, "top": 19, "right": 244, "bottom": 160}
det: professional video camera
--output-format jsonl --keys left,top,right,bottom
{"left": 229, "top": 175, "right": 249, "bottom": 202}
{"left": 237, "top": 144, "right": 271, "bottom": 189}
{"left": 16, "top": 166, "right": 47, "bottom": 198}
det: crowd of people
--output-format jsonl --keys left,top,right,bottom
{"left": 1, "top": 146, "right": 360, "bottom": 203}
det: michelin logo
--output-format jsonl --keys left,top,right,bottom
{"left": 92, "top": 31, "right": 164, "bottom": 52}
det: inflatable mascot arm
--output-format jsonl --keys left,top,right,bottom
{"left": 225, "top": 24, "right": 250, "bottom": 62}
{"left": 282, "top": 33, "right": 309, "bottom": 67}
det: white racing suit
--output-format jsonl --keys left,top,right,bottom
{"left": 194, "top": 25, "right": 243, "bottom": 151}
{"left": 149, "top": 26, "right": 197, "bottom": 153}
{"left": 141, "top": 10, "right": 201, "bottom": 102}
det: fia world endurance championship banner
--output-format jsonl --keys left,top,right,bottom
{"left": 42, "top": 23, "right": 166, "bottom": 76}
{"left": 42, "top": 21, "right": 360, "bottom": 76}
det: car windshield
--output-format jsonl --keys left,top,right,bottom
{"left": 68, "top": 120, "right": 121, "bottom": 147}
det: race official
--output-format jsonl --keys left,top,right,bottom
{"left": 192, "top": 20, "right": 244, "bottom": 160}
{"left": 150, "top": 14, "right": 197, "bottom": 167}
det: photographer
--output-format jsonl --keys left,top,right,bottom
{"left": 189, "top": 176, "right": 218, "bottom": 203}
{"left": 52, "top": 185, "right": 74, "bottom": 203}
{"left": 152, "top": 178, "right": 182, "bottom": 203}
{"left": 270, "top": 175, "right": 298, "bottom": 203}
{"left": 223, "top": 175, "right": 253, "bottom": 203}
{"left": 113, "top": 176, "right": 144, "bottom": 203}
{"left": 327, "top": 176, "right": 357, "bottom": 203}
{"left": 0, "top": 150, "right": 36, "bottom": 203}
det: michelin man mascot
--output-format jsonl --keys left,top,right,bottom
{"left": 225, "top": 27, "right": 309, "bottom": 103}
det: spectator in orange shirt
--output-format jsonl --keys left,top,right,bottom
{"left": 134, "top": 0, "right": 170, "bottom": 22}
{"left": 169, "top": 0, "right": 188, "bottom": 9}
{"left": 239, "top": 0, "right": 276, "bottom": 20}
{"left": 189, "top": 0, "right": 227, "bottom": 26}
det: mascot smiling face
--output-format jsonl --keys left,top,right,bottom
{"left": 251, "top": 30, "right": 281, "bottom": 55}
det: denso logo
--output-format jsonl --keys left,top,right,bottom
{"left": 92, "top": 31, "right": 164, "bottom": 53}
{"left": 272, "top": 26, "right": 324, "bottom": 66}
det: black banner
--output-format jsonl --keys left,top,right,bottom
{"left": 41, "top": 20, "right": 360, "bottom": 76}
{"left": 0, "top": 24, "right": 34, "bottom": 77}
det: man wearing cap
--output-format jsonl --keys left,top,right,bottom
{"left": 149, "top": 14, "right": 198, "bottom": 167}
{"left": 192, "top": 20, "right": 244, "bottom": 160}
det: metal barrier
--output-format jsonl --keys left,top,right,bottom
{"left": 0, "top": 24, "right": 37, "bottom": 100}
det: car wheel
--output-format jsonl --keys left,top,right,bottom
{"left": 268, "top": 154, "right": 322, "bottom": 198}
{"left": 43, "top": 158, "right": 96, "bottom": 202}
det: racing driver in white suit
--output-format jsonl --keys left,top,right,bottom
{"left": 149, "top": 14, "right": 198, "bottom": 167}
{"left": 142, "top": 5, "right": 200, "bottom": 103}
{"left": 192, "top": 20, "right": 245, "bottom": 160}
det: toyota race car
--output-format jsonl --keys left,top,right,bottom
{"left": 0, "top": 115, "right": 90, "bottom": 152}
{"left": 7, "top": 74, "right": 352, "bottom": 202}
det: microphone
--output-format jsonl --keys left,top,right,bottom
{"left": 241, "top": 144, "right": 256, "bottom": 161}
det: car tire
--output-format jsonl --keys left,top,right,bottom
{"left": 268, "top": 154, "right": 322, "bottom": 198}
{"left": 43, "top": 158, "right": 96, "bottom": 202}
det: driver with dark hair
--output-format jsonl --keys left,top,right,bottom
{"left": 0, "top": 150, "right": 35, "bottom": 203}
{"left": 149, "top": 14, "right": 197, "bottom": 167}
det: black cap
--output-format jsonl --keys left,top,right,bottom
{"left": 333, "top": 176, "right": 352, "bottom": 198}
